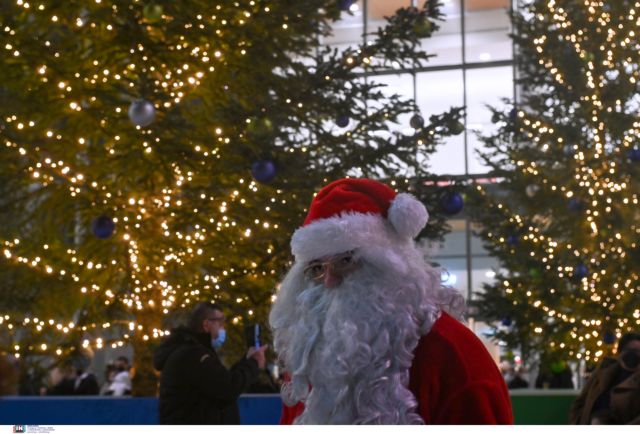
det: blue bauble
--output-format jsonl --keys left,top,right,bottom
{"left": 440, "top": 191, "right": 464, "bottom": 215}
{"left": 567, "top": 198, "right": 584, "bottom": 212}
{"left": 506, "top": 235, "right": 518, "bottom": 246}
{"left": 501, "top": 316, "right": 513, "bottom": 327}
{"left": 574, "top": 262, "right": 589, "bottom": 279}
{"left": 603, "top": 330, "right": 616, "bottom": 345}
{"left": 338, "top": 0, "right": 356, "bottom": 11}
{"left": 251, "top": 160, "right": 276, "bottom": 184}
{"left": 509, "top": 108, "right": 518, "bottom": 122}
{"left": 336, "top": 115, "right": 350, "bottom": 128}
{"left": 128, "top": 99, "right": 156, "bottom": 127}
{"left": 627, "top": 148, "right": 640, "bottom": 162}
{"left": 92, "top": 215, "right": 115, "bottom": 239}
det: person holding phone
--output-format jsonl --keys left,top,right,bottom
{"left": 154, "top": 302, "right": 267, "bottom": 424}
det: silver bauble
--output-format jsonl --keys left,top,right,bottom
{"left": 525, "top": 184, "right": 540, "bottom": 197}
{"left": 128, "top": 99, "right": 156, "bottom": 127}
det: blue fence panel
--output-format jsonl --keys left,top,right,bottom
{"left": 0, "top": 397, "right": 159, "bottom": 424}
{"left": 0, "top": 395, "right": 282, "bottom": 425}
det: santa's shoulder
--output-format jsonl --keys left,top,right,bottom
{"left": 413, "top": 312, "right": 501, "bottom": 382}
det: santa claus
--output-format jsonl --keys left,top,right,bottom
{"left": 269, "top": 178, "right": 513, "bottom": 424}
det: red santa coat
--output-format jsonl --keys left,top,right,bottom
{"left": 280, "top": 312, "right": 514, "bottom": 424}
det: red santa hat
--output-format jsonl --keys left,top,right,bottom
{"left": 291, "top": 178, "right": 429, "bottom": 262}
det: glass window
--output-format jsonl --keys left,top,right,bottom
{"left": 465, "top": 65, "right": 514, "bottom": 174}
{"left": 324, "top": 1, "right": 365, "bottom": 47}
{"left": 421, "top": 0, "right": 463, "bottom": 66}
{"left": 371, "top": 72, "right": 415, "bottom": 132}
{"left": 416, "top": 69, "right": 466, "bottom": 175}
{"left": 366, "top": 0, "right": 412, "bottom": 36}
{"left": 464, "top": 0, "right": 512, "bottom": 63}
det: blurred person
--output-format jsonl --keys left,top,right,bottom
{"left": 507, "top": 367, "right": 529, "bottom": 390}
{"left": 71, "top": 349, "right": 99, "bottom": 395}
{"left": 535, "top": 360, "right": 574, "bottom": 389}
{"left": 0, "top": 354, "right": 19, "bottom": 395}
{"left": 100, "top": 362, "right": 117, "bottom": 395}
{"left": 106, "top": 356, "right": 131, "bottom": 396}
{"left": 153, "top": 302, "right": 266, "bottom": 424}
{"left": 46, "top": 363, "right": 76, "bottom": 395}
{"left": 270, "top": 178, "right": 513, "bottom": 424}
{"left": 569, "top": 332, "right": 640, "bottom": 424}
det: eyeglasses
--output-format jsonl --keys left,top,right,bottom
{"left": 205, "top": 316, "right": 225, "bottom": 323}
{"left": 303, "top": 251, "right": 360, "bottom": 282}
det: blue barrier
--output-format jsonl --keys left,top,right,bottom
{"left": 0, "top": 395, "right": 283, "bottom": 425}
{"left": 0, "top": 392, "right": 578, "bottom": 424}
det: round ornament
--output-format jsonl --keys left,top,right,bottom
{"left": 440, "top": 191, "right": 464, "bottom": 215}
{"left": 143, "top": 4, "right": 164, "bottom": 23}
{"left": 506, "top": 235, "right": 519, "bottom": 246}
{"left": 338, "top": 0, "right": 356, "bottom": 11}
{"left": 335, "top": 115, "right": 350, "bottom": 128}
{"left": 525, "top": 184, "right": 540, "bottom": 198}
{"left": 413, "top": 19, "right": 432, "bottom": 38}
{"left": 501, "top": 316, "right": 513, "bottom": 327}
{"left": 128, "top": 99, "right": 156, "bottom": 127}
{"left": 627, "top": 148, "right": 640, "bottom": 162}
{"left": 251, "top": 160, "right": 276, "bottom": 184}
{"left": 92, "top": 215, "right": 115, "bottom": 239}
{"left": 568, "top": 198, "right": 584, "bottom": 212}
{"left": 574, "top": 262, "right": 589, "bottom": 279}
{"left": 246, "top": 117, "right": 273, "bottom": 137}
{"left": 563, "top": 145, "right": 575, "bottom": 156}
{"left": 448, "top": 120, "right": 465, "bottom": 135}
{"left": 529, "top": 268, "right": 542, "bottom": 280}
{"left": 603, "top": 330, "right": 616, "bottom": 345}
{"left": 410, "top": 114, "right": 424, "bottom": 129}
{"left": 509, "top": 108, "right": 518, "bottom": 122}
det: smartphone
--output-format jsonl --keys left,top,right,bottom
{"left": 244, "top": 323, "right": 261, "bottom": 348}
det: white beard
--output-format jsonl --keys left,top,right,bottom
{"left": 269, "top": 244, "right": 465, "bottom": 424}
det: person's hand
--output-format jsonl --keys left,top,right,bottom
{"left": 247, "top": 345, "right": 268, "bottom": 369}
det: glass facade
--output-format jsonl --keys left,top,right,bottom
{"left": 325, "top": 0, "right": 515, "bottom": 344}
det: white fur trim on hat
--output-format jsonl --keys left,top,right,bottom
{"left": 291, "top": 212, "right": 396, "bottom": 263}
{"left": 387, "top": 193, "right": 429, "bottom": 239}
{"left": 291, "top": 194, "right": 428, "bottom": 263}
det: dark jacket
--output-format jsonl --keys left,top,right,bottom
{"left": 153, "top": 327, "right": 259, "bottom": 424}
{"left": 74, "top": 372, "right": 99, "bottom": 395}
{"left": 569, "top": 357, "right": 640, "bottom": 424}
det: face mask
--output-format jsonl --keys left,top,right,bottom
{"left": 212, "top": 329, "right": 226, "bottom": 349}
{"left": 620, "top": 350, "right": 640, "bottom": 371}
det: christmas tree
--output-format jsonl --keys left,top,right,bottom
{"left": 469, "top": 0, "right": 640, "bottom": 367}
{"left": 0, "top": 0, "right": 462, "bottom": 394}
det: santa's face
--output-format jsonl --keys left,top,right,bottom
{"left": 270, "top": 247, "right": 445, "bottom": 424}
{"left": 302, "top": 251, "right": 361, "bottom": 288}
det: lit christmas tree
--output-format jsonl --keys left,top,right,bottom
{"left": 469, "top": 0, "right": 640, "bottom": 367}
{"left": 0, "top": 1, "right": 462, "bottom": 394}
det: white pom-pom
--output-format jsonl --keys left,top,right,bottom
{"left": 388, "top": 193, "right": 428, "bottom": 239}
